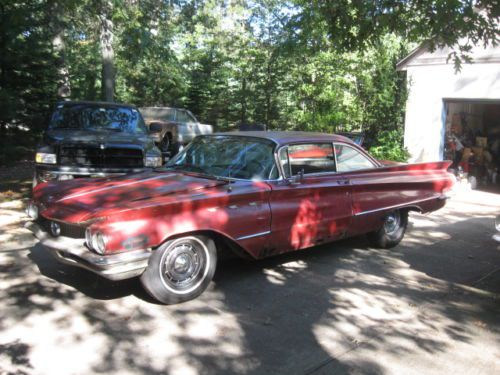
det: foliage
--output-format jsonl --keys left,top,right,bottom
{"left": 369, "top": 130, "right": 410, "bottom": 162}
{"left": 294, "top": 0, "right": 499, "bottom": 71}
{"left": 0, "top": 0, "right": 498, "bottom": 165}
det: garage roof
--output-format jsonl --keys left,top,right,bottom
{"left": 397, "top": 43, "right": 500, "bottom": 71}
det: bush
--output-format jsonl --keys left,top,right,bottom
{"left": 368, "top": 130, "right": 410, "bottom": 162}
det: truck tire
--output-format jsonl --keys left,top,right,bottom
{"left": 367, "top": 210, "right": 408, "bottom": 249}
{"left": 140, "top": 235, "right": 217, "bottom": 304}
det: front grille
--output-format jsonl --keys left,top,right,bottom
{"left": 38, "top": 217, "right": 86, "bottom": 239}
{"left": 59, "top": 145, "right": 144, "bottom": 168}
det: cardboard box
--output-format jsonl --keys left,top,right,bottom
{"left": 476, "top": 136, "right": 487, "bottom": 148}
{"left": 472, "top": 146, "right": 484, "bottom": 163}
{"left": 461, "top": 147, "right": 472, "bottom": 162}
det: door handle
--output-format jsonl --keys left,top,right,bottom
{"left": 337, "top": 179, "right": 350, "bottom": 185}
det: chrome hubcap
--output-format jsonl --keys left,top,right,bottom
{"left": 384, "top": 212, "right": 401, "bottom": 234}
{"left": 162, "top": 242, "right": 205, "bottom": 290}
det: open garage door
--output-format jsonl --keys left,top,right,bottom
{"left": 443, "top": 99, "right": 500, "bottom": 192}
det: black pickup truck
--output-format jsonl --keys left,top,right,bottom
{"left": 34, "top": 101, "right": 162, "bottom": 186}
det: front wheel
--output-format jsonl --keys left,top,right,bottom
{"left": 367, "top": 210, "right": 408, "bottom": 249}
{"left": 140, "top": 235, "right": 217, "bottom": 304}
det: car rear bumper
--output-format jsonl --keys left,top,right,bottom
{"left": 26, "top": 221, "right": 151, "bottom": 281}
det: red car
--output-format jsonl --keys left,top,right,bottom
{"left": 27, "top": 131, "right": 455, "bottom": 304}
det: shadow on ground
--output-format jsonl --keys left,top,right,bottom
{"left": 2, "top": 209, "right": 499, "bottom": 374}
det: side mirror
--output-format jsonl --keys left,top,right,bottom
{"left": 287, "top": 169, "right": 304, "bottom": 185}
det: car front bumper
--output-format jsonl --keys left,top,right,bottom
{"left": 26, "top": 222, "right": 151, "bottom": 281}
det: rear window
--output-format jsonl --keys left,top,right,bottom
{"left": 334, "top": 144, "right": 375, "bottom": 172}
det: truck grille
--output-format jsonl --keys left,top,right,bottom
{"left": 59, "top": 145, "right": 144, "bottom": 168}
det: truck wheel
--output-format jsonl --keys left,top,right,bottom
{"left": 367, "top": 210, "right": 408, "bottom": 249}
{"left": 140, "top": 235, "right": 217, "bottom": 304}
{"left": 160, "top": 136, "right": 170, "bottom": 153}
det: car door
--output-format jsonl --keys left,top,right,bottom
{"left": 267, "top": 142, "right": 352, "bottom": 255}
{"left": 333, "top": 142, "right": 385, "bottom": 236}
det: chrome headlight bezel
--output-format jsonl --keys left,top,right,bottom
{"left": 35, "top": 152, "right": 57, "bottom": 164}
{"left": 144, "top": 156, "right": 162, "bottom": 167}
{"left": 85, "top": 227, "right": 92, "bottom": 248}
{"left": 94, "top": 232, "right": 107, "bottom": 254}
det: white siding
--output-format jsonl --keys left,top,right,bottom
{"left": 403, "top": 63, "right": 500, "bottom": 162}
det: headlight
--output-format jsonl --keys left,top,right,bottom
{"left": 144, "top": 156, "right": 162, "bottom": 167}
{"left": 50, "top": 221, "right": 61, "bottom": 237}
{"left": 92, "top": 232, "right": 107, "bottom": 255}
{"left": 26, "top": 202, "right": 39, "bottom": 220}
{"left": 35, "top": 152, "right": 57, "bottom": 164}
{"left": 86, "top": 228, "right": 107, "bottom": 254}
{"left": 496, "top": 216, "right": 500, "bottom": 232}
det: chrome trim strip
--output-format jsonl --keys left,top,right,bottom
{"left": 236, "top": 231, "right": 271, "bottom": 241}
{"left": 354, "top": 195, "right": 442, "bottom": 216}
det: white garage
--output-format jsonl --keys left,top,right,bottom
{"left": 397, "top": 44, "right": 500, "bottom": 188}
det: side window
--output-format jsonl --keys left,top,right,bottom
{"left": 176, "top": 110, "right": 189, "bottom": 123}
{"left": 279, "top": 147, "right": 291, "bottom": 178}
{"left": 186, "top": 111, "right": 197, "bottom": 123}
{"left": 334, "top": 144, "right": 375, "bottom": 172}
{"left": 284, "top": 143, "right": 336, "bottom": 176}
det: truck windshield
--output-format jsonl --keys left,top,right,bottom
{"left": 165, "top": 136, "right": 278, "bottom": 181}
{"left": 49, "top": 104, "right": 148, "bottom": 134}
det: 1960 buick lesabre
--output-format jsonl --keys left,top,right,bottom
{"left": 27, "top": 131, "right": 455, "bottom": 304}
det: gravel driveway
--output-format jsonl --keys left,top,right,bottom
{"left": 1, "top": 188, "right": 499, "bottom": 375}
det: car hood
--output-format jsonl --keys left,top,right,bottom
{"left": 44, "top": 129, "right": 154, "bottom": 148}
{"left": 33, "top": 171, "right": 227, "bottom": 223}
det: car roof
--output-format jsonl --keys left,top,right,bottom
{"left": 210, "top": 131, "right": 355, "bottom": 147}
{"left": 56, "top": 100, "right": 137, "bottom": 109}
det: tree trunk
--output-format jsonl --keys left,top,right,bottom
{"left": 52, "top": 32, "right": 71, "bottom": 98}
{"left": 100, "top": 1, "right": 114, "bottom": 102}
{"left": 0, "top": 2, "right": 7, "bottom": 136}
{"left": 240, "top": 77, "right": 247, "bottom": 124}
{"left": 48, "top": 0, "right": 71, "bottom": 99}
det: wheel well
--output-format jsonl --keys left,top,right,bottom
{"left": 156, "top": 230, "right": 253, "bottom": 260}
{"left": 403, "top": 205, "right": 422, "bottom": 213}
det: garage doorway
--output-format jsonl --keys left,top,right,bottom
{"left": 443, "top": 99, "right": 500, "bottom": 192}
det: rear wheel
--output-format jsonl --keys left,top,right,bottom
{"left": 367, "top": 210, "right": 408, "bottom": 249}
{"left": 140, "top": 235, "right": 217, "bottom": 304}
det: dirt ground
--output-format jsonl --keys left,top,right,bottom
{"left": 0, "top": 176, "right": 499, "bottom": 375}
{"left": 0, "top": 161, "right": 33, "bottom": 203}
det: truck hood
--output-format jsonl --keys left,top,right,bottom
{"left": 33, "top": 171, "right": 227, "bottom": 223}
{"left": 44, "top": 129, "right": 156, "bottom": 149}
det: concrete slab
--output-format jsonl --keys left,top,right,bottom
{"left": 0, "top": 189, "right": 499, "bottom": 375}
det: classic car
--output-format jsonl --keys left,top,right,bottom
{"left": 26, "top": 131, "right": 455, "bottom": 304}
{"left": 34, "top": 101, "right": 163, "bottom": 187}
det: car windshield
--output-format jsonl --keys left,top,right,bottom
{"left": 165, "top": 136, "right": 278, "bottom": 180}
{"left": 49, "top": 104, "right": 148, "bottom": 134}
